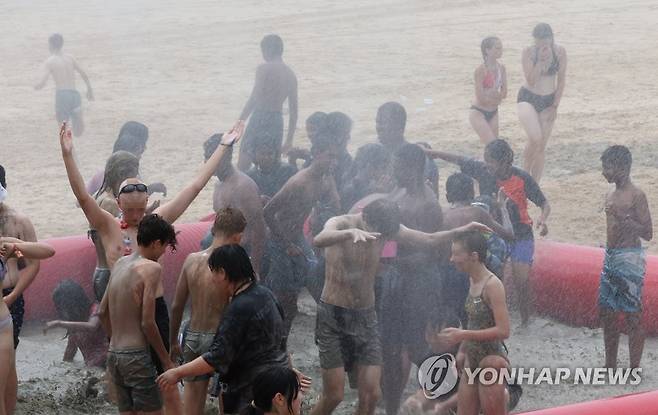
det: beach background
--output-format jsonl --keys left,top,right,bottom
{"left": 3, "top": 0, "right": 658, "bottom": 413}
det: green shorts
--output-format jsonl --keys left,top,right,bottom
{"left": 107, "top": 348, "right": 162, "bottom": 413}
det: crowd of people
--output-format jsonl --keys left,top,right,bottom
{"left": 0, "top": 20, "right": 652, "bottom": 415}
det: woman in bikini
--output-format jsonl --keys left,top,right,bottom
{"left": 0, "top": 238, "right": 55, "bottom": 415}
{"left": 470, "top": 37, "right": 507, "bottom": 145}
{"left": 518, "top": 23, "right": 567, "bottom": 182}
{"left": 438, "top": 231, "right": 512, "bottom": 415}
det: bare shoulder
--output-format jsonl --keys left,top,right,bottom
{"left": 135, "top": 260, "right": 162, "bottom": 280}
{"left": 474, "top": 64, "right": 485, "bottom": 76}
{"left": 555, "top": 44, "right": 567, "bottom": 57}
{"left": 632, "top": 185, "right": 648, "bottom": 201}
{"left": 237, "top": 172, "right": 260, "bottom": 193}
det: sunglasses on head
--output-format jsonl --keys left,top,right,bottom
{"left": 119, "top": 183, "right": 148, "bottom": 195}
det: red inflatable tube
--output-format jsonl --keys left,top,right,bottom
{"left": 23, "top": 221, "right": 211, "bottom": 321}
{"left": 532, "top": 240, "right": 658, "bottom": 334}
{"left": 518, "top": 390, "right": 658, "bottom": 414}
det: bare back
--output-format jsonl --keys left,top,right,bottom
{"left": 212, "top": 172, "right": 262, "bottom": 246}
{"left": 184, "top": 251, "right": 230, "bottom": 332}
{"left": 321, "top": 215, "right": 385, "bottom": 309}
{"left": 390, "top": 185, "right": 442, "bottom": 258}
{"left": 106, "top": 256, "right": 154, "bottom": 350}
{"left": 253, "top": 62, "right": 297, "bottom": 112}
{"left": 45, "top": 54, "right": 77, "bottom": 90}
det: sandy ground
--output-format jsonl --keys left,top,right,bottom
{"left": 4, "top": 0, "right": 658, "bottom": 412}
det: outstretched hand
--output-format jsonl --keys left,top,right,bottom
{"left": 349, "top": 229, "right": 381, "bottom": 243}
{"left": 464, "top": 222, "right": 492, "bottom": 234}
{"left": 292, "top": 368, "right": 312, "bottom": 394}
{"left": 60, "top": 122, "right": 73, "bottom": 154}
{"left": 220, "top": 120, "right": 246, "bottom": 146}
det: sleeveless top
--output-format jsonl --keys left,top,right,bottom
{"left": 464, "top": 274, "right": 507, "bottom": 368}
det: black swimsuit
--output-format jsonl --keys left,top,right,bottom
{"left": 149, "top": 296, "right": 171, "bottom": 374}
{"left": 517, "top": 47, "right": 559, "bottom": 113}
{"left": 470, "top": 105, "right": 499, "bottom": 122}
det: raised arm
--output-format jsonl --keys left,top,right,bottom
{"left": 169, "top": 257, "right": 191, "bottom": 361}
{"left": 140, "top": 264, "right": 172, "bottom": 371}
{"left": 423, "top": 149, "right": 467, "bottom": 166}
{"left": 396, "top": 222, "right": 492, "bottom": 249}
{"left": 73, "top": 58, "right": 94, "bottom": 100}
{"left": 0, "top": 219, "right": 44, "bottom": 307}
{"left": 59, "top": 124, "right": 115, "bottom": 232}
{"left": 0, "top": 238, "right": 55, "bottom": 260}
{"left": 521, "top": 47, "right": 544, "bottom": 87}
{"left": 284, "top": 74, "right": 298, "bottom": 152}
{"left": 474, "top": 191, "right": 514, "bottom": 240}
{"left": 155, "top": 121, "right": 244, "bottom": 223}
{"left": 263, "top": 181, "right": 300, "bottom": 247}
{"left": 313, "top": 216, "right": 379, "bottom": 248}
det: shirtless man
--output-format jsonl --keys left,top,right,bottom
{"left": 198, "top": 134, "right": 265, "bottom": 274}
{"left": 59, "top": 121, "right": 244, "bottom": 301}
{"left": 238, "top": 34, "right": 298, "bottom": 171}
{"left": 382, "top": 143, "right": 443, "bottom": 415}
{"left": 170, "top": 208, "right": 246, "bottom": 415}
{"left": 311, "top": 199, "right": 489, "bottom": 415}
{"left": 102, "top": 214, "right": 177, "bottom": 415}
{"left": 263, "top": 132, "right": 340, "bottom": 343}
{"left": 599, "top": 146, "right": 652, "bottom": 369}
{"left": 0, "top": 165, "right": 41, "bottom": 414}
{"left": 34, "top": 34, "right": 93, "bottom": 137}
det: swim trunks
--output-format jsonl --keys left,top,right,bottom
{"left": 240, "top": 110, "right": 284, "bottom": 158}
{"left": 92, "top": 267, "right": 111, "bottom": 302}
{"left": 2, "top": 288, "right": 23, "bottom": 349}
{"left": 517, "top": 87, "right": 555, "bottom": 113}
{"left": 599, "top": 248, "right": 646, "bottom": 313}
{"left": 107, "top": 348, "right": 162, "bottom": 413}
{"left": 55, "top": 89, "right": 82, "bottom": 122}
{"left": 264, "top": 236, "right": 316, "bottom": 293}
{"left": 315, "top": 301, "right": 382, "bottom": 389}
{"left": 183, "top": 329, "right": 216, "bottom": 381}
{"left": 470, "top": 105, "right": 498, "bottom": 122}
{"left": 509, "top": 238, "right": 534, "bottom": 265}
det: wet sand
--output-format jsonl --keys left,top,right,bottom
{"left": 5, "top": 0, "right": 658, "bottom": 412}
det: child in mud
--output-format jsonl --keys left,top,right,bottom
{"left": 45, "top": 279, "right": 108, "bottom": 368}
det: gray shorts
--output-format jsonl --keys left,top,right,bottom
{"left": 183, "top": 330, "right": 216, "bottom": 381}
{"left": 107, "top": 348, "right": 162, "bottom": 413}
{"left": 55, "top": 89, "right": 82, "bottom": 122}
{"left": 315, "top": 301, "right": 382, "bottom": 387}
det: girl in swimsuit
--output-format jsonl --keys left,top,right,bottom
{"left": 437, "top": 231, "right": 511, "bottom": 415}
{"left": 518, "top": 23, "right": 567, "bottom": 182}
{"left": 0, "top": 238, "right": 55, "bottom": 415}
{"left": 470, "top": 37, "right": 507, "bottom": 145}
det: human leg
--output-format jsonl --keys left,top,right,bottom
{"left": 469, "top": 109, "right": 497, "bottom": 145}
{"left": 517, "top": 102, "right": 543, "bottom": 177}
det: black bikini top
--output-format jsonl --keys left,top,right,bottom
{"left": 533, "top": 46, "right": 560, "bottom": 76}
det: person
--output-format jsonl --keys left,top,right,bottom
{"left": 59, "top": 120, "right": 244, "bottom": 301}
{"left": 340, "top": 143, "right": 390, "bottom": 213}
{"left": 198, "top": 134, "right": 266, "bottom": 274}
{"left": 518, "top": 23, "right": 567, "bottom": 182}
{"left": 170, "top": 208, "right": 247, "bottom": 415}
{"left": 441, "top": 173, "right": 514, "bottom": 325}
{"left": 423, "top": 149, "right": 498, "bottom": 198}
{"left": 0, "top": 238, "right": 55, "bottom": 415}
{"left": 263, "top": 132, "right": 340, "bottom": 343}
{"left": 599, "top": 146, "right": 652, "bottom": 369}
{"left": 34, "top": 33, "right": 93, "bottom": 136}
{"left": 287, "top": 112, "right": 327, "bottom": 169}
{"left": 239, "top": 367, "right": 302, "bottom": 415}
{"left": 381, "top": 143, "right": 443, "bottom": 415}
{"left": 246, "top": 133, "right": 298, "bottom": 204}
{"left": 427, "top": 140, "right": 550, "bottom": 326}
{"left": 157, "top": 245, "right": 290, "bottom": 414}
{"left": 238, "top": 34, "right": 298, "bottom": 171}
{"left": 0, "top": 167, "right": 41, "bottom": 351}
{"left": 93, "top": 151, "right": 140, "bottom": 217}
{"left": 470, "top": 37, "right": 507, "bottom": 145}
{"left": 437, "top": 231, "right": 511, "bottom": 415}
{"left": 321, "top": 112, "right": 354, "bottom": 192}
{"left": 86, "top": 121, "right": 165, "bottom": 197}
{"left": 44, "top": 279, "right": 108, "bottom": 368}
{"left": 311, "top": 199, "right": 489, "bottom": 415}
{"left": 99, "top": 214, "right": 178, "bottom": 415}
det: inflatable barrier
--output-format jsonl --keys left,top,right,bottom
{"left": 22, "top": 221, "right": 211, "bottom": 321}
{"left": 532, "top": 240, "right": 658, "bottom": 335}
{"left": 518, "top": 389, "right": 658, "bottom": 414}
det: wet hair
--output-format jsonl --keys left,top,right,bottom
{"left": 240, "top": 367, "right": 300, "bottom": 415}
{"left": 354, "top": 143, "right": 389, "bottom": 170}
{"left": 453, "top": 230, "right": 488, "bottom": 263}
{"left": 533, "top": 23, "right": 554, "bottom": 40}
{"left": 212, "top": 207, "right": 247, "bottom": 237}
{"left": 306, "top": 112, "right": 328, "bottom": 142}
{"left": 261, "top": 34, "right": 284, "bottom": 61}
{"left": 118, "top": 121, "right": 149, "bottom": 143}
{"left": 310, "top": 132, "right": 337, "bottom": 156}
{"left": 484, "top": 139, "right": 514, "bottom": 164}
{"left": 601, "top": 145, "right": 632, "bottom": 170}
{"left": 204, "top": 133, "right": 232, "bottom": 161}
{"left": 52, "top": 279, "right": 92, "bottom": 323}
{"left": 481, "top": 36, "right": 500, "bottom": 60}
{"left": 394, "top": 143, "right": 425, "bottom": 180}
{"left": 378, "top": 102, "right": 407, "bottom": 131}
{"left": 362, "top": 199, "right": 401, "bottom": 237}
{"left": 114, "top": 121, "right": 149, "bottom": 155}
{"left": 49, "top": 33, "right": 63, "bottom": 50}
{"left": 323, "top": 112, "right": 352, "bottom": 144}
{"left": 0, "top": 164, "right": 5, "bottom": 188}
{"left": 95, "top": 151, "right": 140, "bottom": 198}
{"left": 137, "top": 214, "right": 177, "bottom": 250}
{"left": 208, "top": 244, "right": 256, "bottom": 283}
{"left": 446, "top": 173, "right": 475, "bottom": 204}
